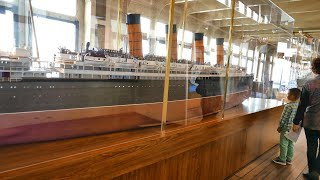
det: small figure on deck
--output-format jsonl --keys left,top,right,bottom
{"left": 273, "top": 88, "right": 301, "bottom": 165}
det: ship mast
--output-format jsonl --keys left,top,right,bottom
{"left": 179, "top": 0, "right": 188, "bottom": 60}
{"left": 116, "top": 0, "right": 123, "bottom": 50}
{"left": 222, "top": 0, "right": 236, "bottom": 119}
{"left": 28, "top": 0, "right": 39, "bottom": 60}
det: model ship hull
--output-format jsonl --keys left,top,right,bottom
{"left": 0, "top": 76, "right": 253, "bottom": 145}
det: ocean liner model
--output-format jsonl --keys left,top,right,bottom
{"left": 0, "top": 14, "right": 253, "bottom": 145}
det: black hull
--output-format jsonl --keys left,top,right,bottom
{"left": 0, "top": 76, "right": 253, "bottom": 114}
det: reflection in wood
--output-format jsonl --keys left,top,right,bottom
{"left": 228, "top": 130, "right": 307, "bottom": 179}
{"left": 0, "top": 91, "right": 249, "bottom": 146}
{"left": 0, "top": 98, "right": 283, "bottom": 179}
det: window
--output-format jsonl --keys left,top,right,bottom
{"left": 238, "top": 1, "right": 245, "bottom": 14}
{"left": 247, "top": 60, "right": 252, "bottom": 74}
{"left": 141, "top": 17, "right": 150, "bottom": 35}
{"left": 0, "top": 10, "right": 14, "bottom": 52}
{"left": 223, "top": 42, "right": 229, "bottom": 51}
{"left": 242, "top": 44, "right": 248, "bottom": 55}
{"left": 281, "top": 59, "right": 291, "bottom": 85}
{"left": 156, "top": 22, "right": 166, "bottom": 38}
{"left": 277, "top": 42, "right": 287, "bottom": 53}
{"left": 156, "top": 41, "right": 166, "bottom": 56}
{"left": 272, "top": 58, "right": 283, "bottom": 87}
{"left": 33, "top": 16, "right": 76, "bottom": 60}
{"left": 111, "top": 20, "right": 127, "bottom": 34}
{"left": 248, "top": 50, "right": 254, "bottom": 58}
{"left": 32, "top": 0, "right": 77, "bottom": 16}
{"left": 257, "top": 62, "right": 263, "bottom": 82}
{"left": 260, "top": 53, "right": 265, "bottom": 61}
{"left": 142, "top": 40, "right": 149, "bottom": 55}
{"left": 272, "top": 58, "right": 291, "bottom": 86}
{"left": 178, "top": 29, "right": 193, "bottom": 44}
{"left": 246, "top": 7, "right": 252, "bottom": 18}
{"left": 253, "top": 57, "right": 258, "bottom": 78}
{"left": 233, "top": 45, "right": 240, "bottom": 54}
{"left": 204, "top": 36, "right": 208, "bottom": 47}
{"left": 269, "top": 64, "right": 272, "bottom": 80}
{"left": 204, "top": 52, "right": 210, "bottom": 64}
{"left": 241, "top": 57, "right": 247, "bottom": 67}
{"left": 217, "top": 0, "right": 226, "bottom": 5}
{"left": 253, "top": 11, "right": 258, "bottom": 22}
{"left": 210, "top": 51, "right": 217, "bottom": 65}
{"left": 210, "top": 38, "right": 216, "bottom": 49}
{"left": 227, "top": 0, "right": 232, "bottom": 7}
{"left": 232, "top": 57, "right": 239, "bottom": 65}
{"left": 178, "top": 45, "right": 192, "bottom": 60}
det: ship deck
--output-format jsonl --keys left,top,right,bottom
{"left": 0, "top": 98, "right": 283, "bottom": 179}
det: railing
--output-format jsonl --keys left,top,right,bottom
{"left": 1, "top": 78, "right": 22, "bottom": 82}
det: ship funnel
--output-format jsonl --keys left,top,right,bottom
{"left": 216, "top": 38, "right": 224, "bottom": 65}
{"left": 127, "top": 14, "right": 143, "bottom": 59}
{"left": 194, "top": 33, "right": 204, "bottom": 64}
{"left": 165, "top": 24, "right": 177, "bottom": 62}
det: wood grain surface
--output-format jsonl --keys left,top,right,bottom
{"left": 0, "top": 98, "right": 283, "bottom": 179}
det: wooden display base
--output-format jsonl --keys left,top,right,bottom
{"left": 0, "top": 98, "right": 283, "bottom": 179}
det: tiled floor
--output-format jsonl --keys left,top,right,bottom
{"left": 228, "top": 130, "right": 308, "bottom": 180}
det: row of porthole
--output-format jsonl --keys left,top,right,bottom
{"left": 5, "top": 93, "right": 181, "bottom": 99}
{"left": 7, "top": 94, "right": 84, "bottom": 99}
{"left": 114, "top": 85, "right": 185, "bottom": 88}
{"left": 0, "top": 86, "right": 56, "bottom": 89}
{"left": 0, "top": 84, "right": 186, "bottom": 89}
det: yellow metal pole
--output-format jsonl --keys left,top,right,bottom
{"left": 222, "top": 0, "right": 236, "bottom": 119}
{"left": 116, "top": 0, "right": 123, "bottom": 50}
{"left": 181, "top": 0, "right": 188, "bottom": 125}
{"left": 161, "top": 0, "right": 175, "bottom": 132}
{"left": 179, "top": 0, "right": 188, "bottom": 59}
{"left": 28, "top": 0, "right": 39, "bottom": 59}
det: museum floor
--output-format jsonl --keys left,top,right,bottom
{"left": 228, "top": 130, "right": 308, "bottom": 180}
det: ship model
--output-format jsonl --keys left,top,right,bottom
{"left": 0, "top": 14, "right": 253, "bottom": 146}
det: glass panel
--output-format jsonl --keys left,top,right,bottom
{"left": 221, "top": 0, "right": 295, "bottom": 119}
{"left": 0, "top": 10, "right": 14, "bottom": 51}
{"left": 0, "top": 0, "right": 170, "bottom": 148}
{"left": 32, "top": 0, "right": 77, "bottom": 16}
{"left": 0, "top": 0, "right": 306, "bottom": 160}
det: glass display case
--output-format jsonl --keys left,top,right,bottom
{"left": 2, "top": 0, "right": 319, "bottom": 147}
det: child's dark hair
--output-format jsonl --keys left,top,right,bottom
{"left": 288, "top": 88, "right": 301, "bottom": 100}
{"left": 311, "top": 58, "right": 320, "bottom": 74}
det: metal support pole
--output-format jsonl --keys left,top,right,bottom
{"left": 222, "top": 0, "right": 236, "bottom": 119}
{"left": 116, "top": 0, "right": 123, "bottom": 50}
{"left": 28, "top": 0, "right": 39, "bottom": 59}
{"left": 179, "top": 0, "right": 188, "bottom": 59}
{"left": 161, "top": 0, "right": 175, "bottom": 132}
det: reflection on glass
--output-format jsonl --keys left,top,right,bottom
{"left": 32, "top": 16, "right": 76, "bottom": 60}
{"left": 247, "top": 60, "right": 253, "bottom": 74}
{"left": 156, "top": 22, "right": 166, "bottom": 38}
{"left": 0, "top": 10, "right": 14, "bottom": 51}
{"left": 141, "top": 16, "right": 150, "bottom": 35}
{"left": 0, "top": 0, "right": 301, "bottom": 147}
{"left": 32, "top": 0, "right": 77, "bottom": 16}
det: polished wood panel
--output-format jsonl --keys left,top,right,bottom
{"left": 228, "top": 130, "right": 308, "bottom": 180}
{"left": 0, "top": 98, "right": 283, "bottom": 179}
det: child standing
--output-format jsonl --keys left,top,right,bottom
{"left": 273, "top": 88, "right": 301, "bottom": 165}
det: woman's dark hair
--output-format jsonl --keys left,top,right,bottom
{"left": 311, "top": 58, "right": 320, "bottom": 74}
